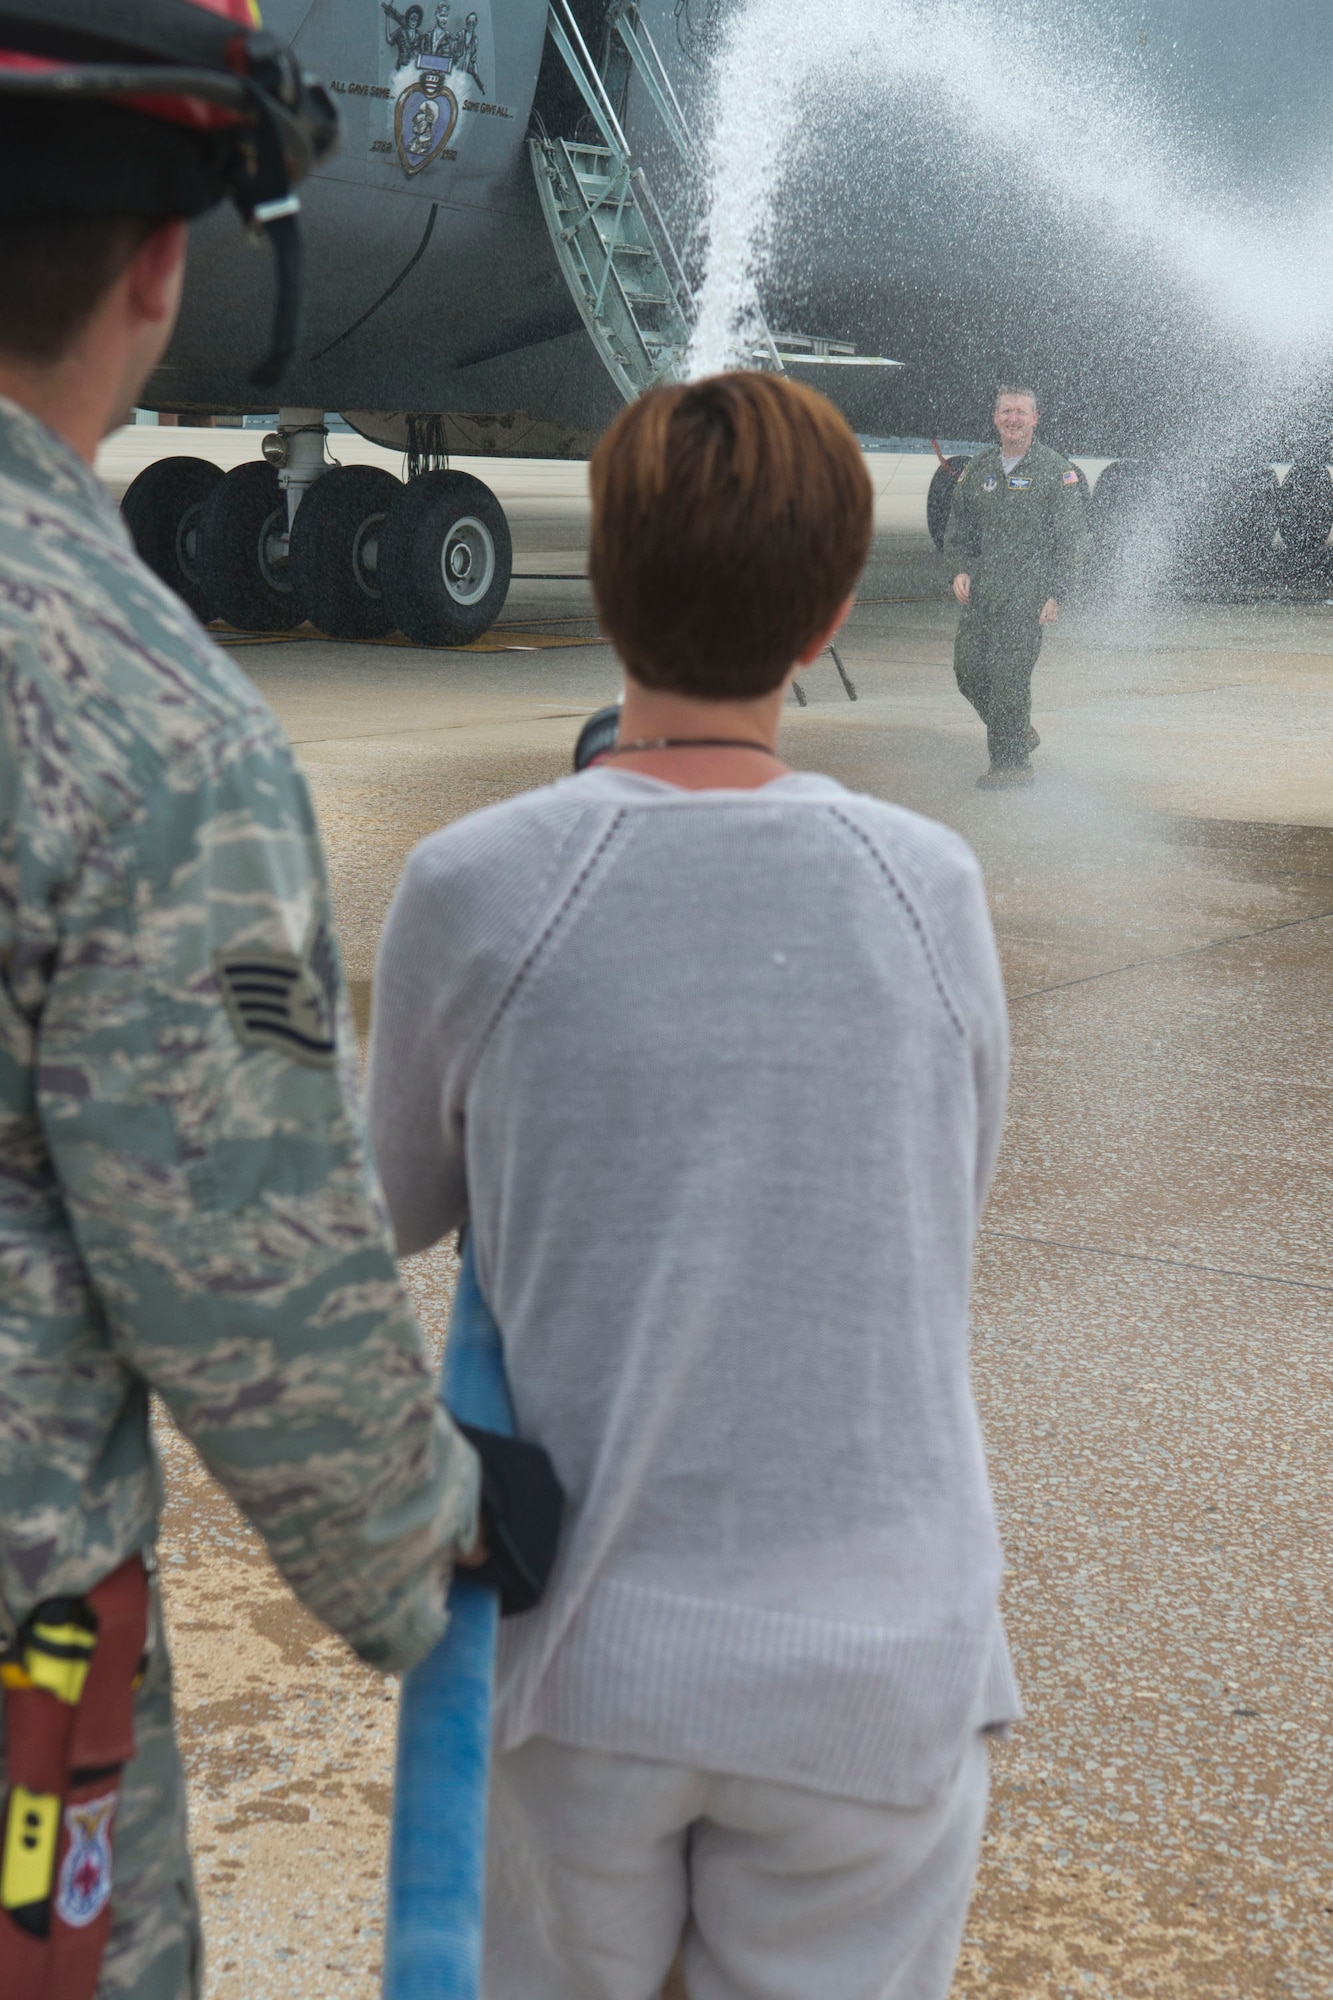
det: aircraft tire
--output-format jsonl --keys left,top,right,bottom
{"left": 926, "top": 455, "right": 969, "bottom": 551}
{"left": 1087, "top": 456, "right": 1130, "bottom": 518}
{"left": 1275, "top": 461, "right": 1333, "bottom": 563}
{"left": 1213, "top": 466, "right": 1279, "bottom": 581}
{"left": 1086, "top": 459, "right": 1131, "bottom": 547}
{"left": 379, "top": 470, "right": 513, "bottom": 646}
{"left": 120, "top": 456, "right": 222, "bottom": 622}
{"left": 1086, "top": 459, "right": 1152, "bottom": 585}
{"left": 197, "top": 460, "right": 308, "bottom": 632}
{"left": 289, "top": 464, "right": 403, "bottom": 641}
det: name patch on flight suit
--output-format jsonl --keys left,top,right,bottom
{"left": 1007, "top": 476, "right": 1031, "bottom": 488}
{"left": 983, "top": 474, "right": 998, "bottom": 491}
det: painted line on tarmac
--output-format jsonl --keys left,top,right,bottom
{"left": 285, "top": 707, "right": 598, "bottom": 750}
{"left": 213, "top": 625, "right": 605, "bottom": 651}
{"left": 1010, "top": 906, "right": 1333, "bottom": 1005}
{"left": 981, "top": 1227, "right": 1333, "bottom": 1297}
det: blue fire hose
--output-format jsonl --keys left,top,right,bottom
{"left": 382, "top": 1238, "right": 514, "bottom": 2000}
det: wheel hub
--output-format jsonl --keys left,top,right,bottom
{"left": 440, "top": 516, "right": 495, "bottom": 606}
{"left": 175, "top": 503, "right": 206, "bottom": 586}
{"left": 352, "top": 514, "right": 386, "bottom": 598}
{"left": 258, "top": 509, "right": 294, "bottom": 594}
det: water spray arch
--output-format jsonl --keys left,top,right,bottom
{"left": 676, "top": 0, "right": 1333, "bottom": 592}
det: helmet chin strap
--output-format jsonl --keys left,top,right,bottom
{"left": 249, "top": 203, "right": 302, "bottom": 388}
{"left": 239, "top": 70, "right": 313, "bottom": 387}
{"left": 228, "top": 33, "right": 337, "bottom": 382}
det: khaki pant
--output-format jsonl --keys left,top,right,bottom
{"left": 0, "top": 1581, "right": 201, "bottom": 2000}
{"left": 953, "top": 602, "right": 1043, "bottom": 767}
{"left": 483, "top": 1733, "right": 989, "bottom": 2000}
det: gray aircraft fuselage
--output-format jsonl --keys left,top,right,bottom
{"left": 146, "top": 0, "right": 1333, "bottom": 461}
{"left": 149, "top": 0, "right": 624, "bottom": 444}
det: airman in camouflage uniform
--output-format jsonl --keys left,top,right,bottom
{"left": 0, "top": 14, "right": 482, "bottom": 1991}
{"left": 943, "top": 386, "right": 1087, "bottom": 785}
{"left": 0, "top": 388, "right": 483, "bottom": 1993}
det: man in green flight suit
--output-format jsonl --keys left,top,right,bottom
{"left": 943, "top": 385, "right": 1088, "bottom": 788}
{"left": 0, "top": 9, "right": 558, "bottom": 1998}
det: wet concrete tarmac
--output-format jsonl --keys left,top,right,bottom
{"left": 147, "top": 502, "right": 1332, "bottom": 1998}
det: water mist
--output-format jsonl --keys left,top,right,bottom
{"left": 684, "top": 0, "right": 1333, "bottom": 602}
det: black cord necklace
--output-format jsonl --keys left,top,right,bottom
{"left": 605, "top": 737, "right": 782, "bottom": 757}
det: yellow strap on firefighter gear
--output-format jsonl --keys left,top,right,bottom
{"left": 23, "top": 1619, "right": 96, "bottom": 1706}
{"left": 0, "top": 1786, "right": 61, "bottom": 1911}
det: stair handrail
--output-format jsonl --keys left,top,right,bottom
{"left": 547, "top": 0, "right": 631, "bottom": 158}
{"left": 631, "top": 166, "right": 692, "bottom": 310}
{"left": 599, "top": 2, "right": 784, "bottom": 375}
{"left": 535, "top": 0, "right": 787, "bottom": 388}
{"left": 604, "top": 1, "right": 694, "bottom": 165}
{"left": 592, "top": 165, "right": 636, "bottom": 319}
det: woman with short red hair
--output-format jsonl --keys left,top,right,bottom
{"left": 370, "top": 371, "right": 1019, "bottom": 2000}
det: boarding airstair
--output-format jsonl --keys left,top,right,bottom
{"left": 530, "top": 134, "right": 693, "bottom": 401}
{"left": 530, "top": 0, "right": 875, "bottom": 408}
{"left": 530, "top": 0, "right": 705, "bottom": 399}
{"left": 528, "top": 0, "right": 874, "bottom": 704}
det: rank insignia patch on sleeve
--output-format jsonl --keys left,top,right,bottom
{"left": 214, "top": 922, "right": 339, "bottom": 1068}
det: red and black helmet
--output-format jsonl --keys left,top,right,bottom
{"left": 0, "top": 1, "right": 339, "bottom": 384}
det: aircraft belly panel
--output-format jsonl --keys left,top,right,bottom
{"left": 153, "top": 0, "right": 586, "bottom": 415}
{"left": 156, "top": 168, "right": 582, "bottom": 411}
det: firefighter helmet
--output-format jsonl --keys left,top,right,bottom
{"left": 0, "top": 0, "right": 339, "bottom": 384}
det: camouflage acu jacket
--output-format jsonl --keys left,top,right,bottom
{"left": 0, "top": 398, "right": 477, "bottom": 1667}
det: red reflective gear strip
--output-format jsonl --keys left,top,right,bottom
{"left": 111, "top": 87, "right": 246, "bottom": 128}
{"left": 0, "top": 55, "right": 247, "bottom": 128}
{"left": 0, "top": 1920, "right": 44, "bottom": 2000}
{"left": 0, "top": 0, "right": 261, "bottom": 125}
{"left": 0, "top": 1682, "right": 78, "bottom": 1795}
{"left": 0, "top": 1559, "right": 149, "bottom": 2000}
{"left": 67, "top": 1559, "right": 149, "bottom": 1774}
{"left": 47, "top": 1561, "right": 148, "bottom": 2000}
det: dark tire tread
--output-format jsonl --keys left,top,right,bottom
{"left": 379, "top": 470, "right": 512, "bottom": 646}
{"left": 120, "top": 456, "right": 222, "bottom": 621}
{"left": 289, "top": 464, "right": 402, "bottom": 641}
{"left": 197, "top": 460, "right": 307, "bottom": 632}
